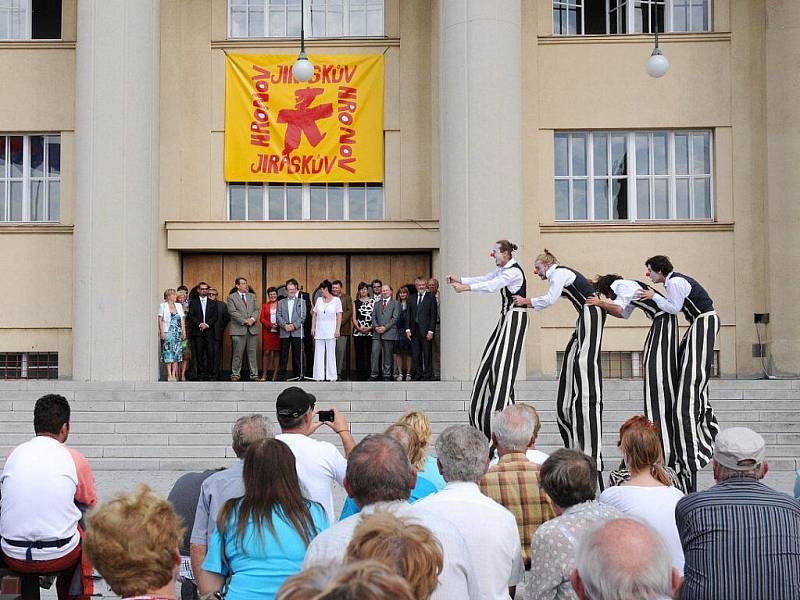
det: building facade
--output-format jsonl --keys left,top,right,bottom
{"left": 0, "top": 0, "right": 798, "bottom": 381}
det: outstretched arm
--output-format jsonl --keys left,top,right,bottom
{"left": 651, "top": 277, "right": 691, "bottom": 314}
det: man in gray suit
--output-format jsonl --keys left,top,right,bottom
{"left": 226, "top": 277, "right": 259, "bottom": 381}
{"left": 370, "top": 284, "right": 400, "bottom": 381}
{"left": 276, "top": 279, "right": 306, "bottom": 380}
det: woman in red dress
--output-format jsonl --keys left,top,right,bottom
{"left": 259, "top": 286, "right": 281, "bottom": 381}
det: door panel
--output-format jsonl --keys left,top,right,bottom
{"left": 266, "top": 255, "right": 307, "bottom": 293}
{"left": 349, "top": 255, "right": 391, "bottom": 298}
{"left": 390, "top": 254, "right": 430, "bottom": 295}
{"left": 182, "top": 255, "right": 223, "bottom": 297}
{"left": 307, "top": 255, "right": 346, "bottom": 296}
{"left": 222, "top": 255, "right": 264, "bottom": 374}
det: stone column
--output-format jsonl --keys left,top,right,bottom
{"left": 765, "top": 1, "right": 800, "bottom": 375}
{"left": 73, "top": 0, "right": 160, "bottom": 381}
{"left": 439, "top": 0, "right": 523, "bottom": 380}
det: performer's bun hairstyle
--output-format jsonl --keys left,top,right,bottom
{"left": 593, "top": 274, "right": 622, "bottom": 299}
{"left": 535, "top": 249, "right": 558, "bottom": 266}
{"left": 495, "top": 240, "right": 518, "bottom": 255}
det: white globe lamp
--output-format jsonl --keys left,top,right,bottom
{"left": 293, "top": 52, "right": 314, "bottom": 82}
{"left": 646, "top": 48, "right": 669, "bottom": 78}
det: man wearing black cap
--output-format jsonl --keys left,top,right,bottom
{"left": 275, "top": 386, "right": 354, "bottom": 523}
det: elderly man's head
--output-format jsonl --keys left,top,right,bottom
{"left": 712, "top": 427, "right": 769, "bottom": 483}
{"left": 571, "top": 518, "right": 681, "bottom": 600}
{"left": 435, "top": 425, "right": 489, "bottom": 484}
{"left": 231, "top": 414, "right": 274, "bottom": 458}
{"left": 345, "top": 435, "right": 415, "bottom": 507}
{"left": 539, "top": 449, "right": 597, "bottom": 512}
{"left": 492, "top": 405, "right": 536, "bottom": 454}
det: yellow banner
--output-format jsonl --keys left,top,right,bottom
{"left": 224, "top": 53, "right": 384, "bottom": 183}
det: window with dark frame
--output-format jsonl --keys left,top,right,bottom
{"left": 556, "top": 349, "right": 719, "bottom": 378}
{"left": 0, "top": 352, "right": 58, "bottom": 379}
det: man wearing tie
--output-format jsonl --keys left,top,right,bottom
{"left": 370, "top": 284, "right": 400, "bottom": 381}
{"left": 406, "top": 277, "right": 438, "bottom": 381}
{"left": 276, "top": 279, "right": 306, "bottom": 380}
{"left": 226, "top": 277, "right": 259, "bottom": 381}
{"left": 187, "top": 282, "right": 218, "bottom": 381}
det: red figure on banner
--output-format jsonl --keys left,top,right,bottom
{"left": 277, "top": 87, "right": 334, "bottom": 155}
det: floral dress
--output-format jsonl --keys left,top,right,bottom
{"left": 161, "top": 311, "right": 184, "bottom": 364}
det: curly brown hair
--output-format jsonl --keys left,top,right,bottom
{"left": 345, "top": 512, "right": 443, "bottom": 599}
{"left": 85, "top": 486, "right": 183, "bottom": 598}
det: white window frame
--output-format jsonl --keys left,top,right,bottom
{"left": 227, "top": 0, "right": 384, "bottom": 39}
{"left": 0, "top": 134, "right": 61, "bottom": 223}
{"left": 0, "top": 0, "right": 31, "bottom": 40}
{"left": 227, "top": 182, "right": 384, "bottom": 221}
{"left": 554, "top": 130, "right": 714, "bottom": 222}
{"left": 552, "top": 0, "right": 711, "bottom": 35}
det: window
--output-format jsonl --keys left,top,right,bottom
{"left": 552, "top": 0, "right": 710, "bottom": 35}
{"left": 0, "top": 134, "right": 61, "bottom": 223}
{"left": 228, "top": 182, "right": 384, "bottom": 220}
{"left": 557, "top": 349, "right": 719, "bottom": 378}
{"left": 0, "top": 352, "right": 58, "bottom": 379}
{"left": 554, "top": 130, "right": 712, "bottom": 221}
{"left": 228, "top": 0, "right": 383, "bottom": 38}
{"left": 0, "top": 0, "right": 61, "bottom": 40}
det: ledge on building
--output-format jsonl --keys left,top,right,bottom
{"left": 211, "top": 37, "right": 400, "bottom": 49}
{"left": 539, "top": 221, "right": 734, "bottom": 234}
{"left": 165, "top": 219, "right": 439, "bottom": 251}
{"left": 0, "top": 224, "right": 74, "bottom": 234}
{"left": 538, "top": 32, "right": 731, "bottom": 45}
{"left": 0, "top": 40, "right": 76, "bottom": 49}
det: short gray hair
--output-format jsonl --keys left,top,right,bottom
{"left": 346, "top": 435, "right": 414, "bottom": 505}
{"left": 493, "top": 405, "right": 535, "bottom": 451}
{"left": 232, "top": 414, "right": 274, "bottom": 458}
{"left": 435, "top": 425, "right": 489, "bottom": 483}
{"left": 714, "top": 460, "right": 765, "bottom": 482}
{"left": 575, "top": 518, "right": 674, "bottom": 600}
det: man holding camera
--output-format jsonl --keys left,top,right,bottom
{"left": 275, "top": 387, "right": 354, "bottom": 523}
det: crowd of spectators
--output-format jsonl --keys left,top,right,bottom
{"left": 160, "top": 276, "right": 441, "bottom": 383}
{"left": 2, "top": 391, "right": 800, "bottom": 600}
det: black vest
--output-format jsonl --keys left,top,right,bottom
{"left": 557, "top": 266, "right": 595, "bottom": 313}
{"left": 670, "top": 272, "right": 714, "bottom": 323}
{"left": 501, "top": 262, "right": 527, "bottom": 315}
{"left": 629, "top": 280, "right": 662, "bottom": 320}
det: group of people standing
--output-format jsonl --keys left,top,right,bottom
{"left": 454, "top": 240, "right": 719, "bottom": 492}
{"left": 158, "top": 276, "right": 441, "bottom": 383}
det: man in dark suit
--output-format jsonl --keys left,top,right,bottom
{"left": 370, "top": 284, "right": 400, "bottom": 381}
{"left": 276, "top": 279, "right": 306, "bottom": 380}
{"left": 300, "top": 285, "right": 314, "bottom": 375}
{"left": 406, "top": 277, "right": 438, "bottom": 381}
{"left": 186, "top": 281, "right": 218, "bottom": 381}
{"left": 208, "top": 287, "right": 229, "bottom": 380}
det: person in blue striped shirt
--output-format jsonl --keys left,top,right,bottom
{"left": 676, "top": 427, "right": 800, "bottom": 600}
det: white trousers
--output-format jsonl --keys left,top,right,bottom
{"left": 313, "top": 337, "right": 338, "bottom": 381}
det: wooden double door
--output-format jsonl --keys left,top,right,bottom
{"left": 181, "top": 253, "right": 432, "bottom": 375}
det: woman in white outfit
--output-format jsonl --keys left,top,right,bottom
{"left": 599, "top": 415, "right": 685, "bottom": 575}
{"left": 311, "top": 279, "right": 343, "bottom": 381}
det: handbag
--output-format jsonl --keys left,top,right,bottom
{"left": 199, "top": 530, "right": 232, "bottom": 600}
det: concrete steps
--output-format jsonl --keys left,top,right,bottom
{"left": 1, "top": 379, "right": 798, "bottom": 498}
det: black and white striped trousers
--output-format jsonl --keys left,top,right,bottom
{"left": 469, "top": 308, "right": 529, "bottom": 440}
{"left": 641, "top": 312, "right": 680, "bottom": 472}
{"left": 556, "top": 305, "right": 606, "bottom": 471}
{"left": 674, "top": 310, "right": 720, "bottom": 489}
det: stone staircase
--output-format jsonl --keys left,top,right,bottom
{"left": 0, "top": 378, "right": 798, "bottom": 500}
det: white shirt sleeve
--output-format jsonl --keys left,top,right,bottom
{"left": 653, "top": 276, "right": 691, "bottom": 314}
{"left": 326, "top": 443, "right": 348, "bottom": 487}
{"left": 611, "top": 280, "right": 640, "bottom": 320}
{"left": 531, "top": 268, "right": 576, "bottom": 311}
{"left": 335, "top": 297, "right": 343, "bottom": 314}
{"left": 464, "top": 267, "right": 523, "bottom": 294}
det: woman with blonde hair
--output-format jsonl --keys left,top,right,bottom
{"left": 514, "top": 249, "right": 607, "bottom": 488}
{"left": 599, "top": 416, "right": 685, "bottom": 574}
{"left": 345, "top": 512, "right": 443, "bottom": 600}
{"left": 85, "top": 486, "right": 183, "bottom": 600}
{"left": 158, "top": 288, "right": 186, "bottom": 382}
{"left": 397, "top": 410, "right": 445, "bottom": 490}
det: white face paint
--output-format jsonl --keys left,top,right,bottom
{"left": 534, "top": 261, "right": 548, "bottom": 280}
{"left": 491, "top": 245, "right": 505, "bottom": 267}
{"left": 646, "top": 270, "right": 660, "bottom": 284}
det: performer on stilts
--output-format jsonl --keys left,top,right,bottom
{"left": 639, "top": 255, "right": 719, "bottom": 493}
{"left": 588, "top": 274, "right": 684, "bottom": 490}
{"left": 513, "top": 250, "right": 606, "bottom": 487}
{"left": 448, "top": 240, "right": 529, "bottom": 440}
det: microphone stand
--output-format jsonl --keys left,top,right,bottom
{"left": 288, "top": 296, "right": 313, "bottom": 382}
